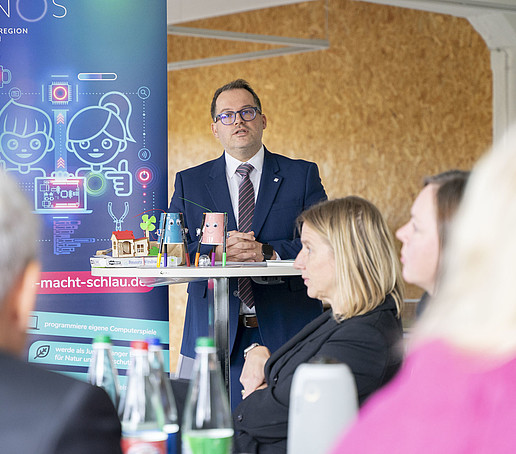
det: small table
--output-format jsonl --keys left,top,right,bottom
{"left": 91, "top": 261, "right": 301, "bottom": 398}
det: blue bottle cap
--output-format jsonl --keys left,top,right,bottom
{"left": 146, "top": 337, "right": 161, "bottom": 346}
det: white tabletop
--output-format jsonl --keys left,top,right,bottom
{"left": 90, "top": 260, "right": 302, "bottom": 286}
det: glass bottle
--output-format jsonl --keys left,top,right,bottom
{"left": 88, "top": 335, "right": 120, "bottom": 408}
{"left": 119, "top": 340, "right": 167, "bottom": 454}
{"left": 182, "top": 337, "right": 233, "bottom": 454}
{"left": 147, "top": 337, "right": 179, "bottom": 454}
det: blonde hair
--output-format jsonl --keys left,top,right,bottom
{"left": 298, "top": 197, "right": 404, "bottom": 320}
{"left": 415, "top": 124, "right": 516, "bottom": 356}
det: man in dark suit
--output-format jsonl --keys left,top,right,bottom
{"left": 0, "top": 170, "right": 122, "bottom": 454}
{"left": 169, "top": 79, "right": 327, "bottom": 407}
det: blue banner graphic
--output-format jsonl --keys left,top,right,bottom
{"left": 0, "top": 0, "right": 169, "bottom": 378}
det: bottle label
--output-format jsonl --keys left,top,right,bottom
{"left": 182, "top": 429, "right": 233, "bottom": 454}
{"left": 121, "top": 431, "right": 168, "bottom": 454}
{"left": 164, "top": 426, "right": 179, "bottom": 454}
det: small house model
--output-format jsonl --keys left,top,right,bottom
{"left": 111, "top": 231, "right": 150, "bottom": 258}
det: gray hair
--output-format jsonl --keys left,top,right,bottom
{"left": 0, "top": 171, "right": 39, "bottom": 305}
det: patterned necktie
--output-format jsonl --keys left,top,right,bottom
{"left": 236, "top": 163, "right": 255, "bottom": 308}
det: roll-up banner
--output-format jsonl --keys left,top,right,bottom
{"left": 0, "top": 0, "right": 169, "bottom": 387}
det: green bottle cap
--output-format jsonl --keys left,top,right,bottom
{"left": 196, "top": 337, "right": 215, "bottom": 347}
{"left": 93, "top": 335, "right": 111, "bottom": 344}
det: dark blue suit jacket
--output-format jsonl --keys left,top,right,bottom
{"left": 168, "top": 148, "right": 327, "bottom": 358}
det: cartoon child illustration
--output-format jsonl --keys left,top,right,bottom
{"left": 66, "top": 91, "right": 135, "bottom": 196}
{"left": 0, "top": 99, "right": 54, "bottom": 175}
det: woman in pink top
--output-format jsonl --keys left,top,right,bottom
{"left": 331, "top": 125, "right": 516, "bottom": 453}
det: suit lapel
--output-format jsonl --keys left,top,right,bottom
{"left": 253, "top": 148, "right": 282, "bottom": 237}
{"left": 205, "top": 155, "right": 237, "bottom": 230}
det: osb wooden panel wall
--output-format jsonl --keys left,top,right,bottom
{"left": 166, "top": 0, "right": 492, "bottom": 371}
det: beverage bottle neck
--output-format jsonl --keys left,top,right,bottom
{"left": 148, "top": 346, "right": 165, "bottom": 373}
{"left": 182, "top": 338, "right": 234, "bottom": 454}
{"left": 183, "top": 344, "right": 232, "bottom": 431}
{"left": 88, "top": 340, "right": 119, "bottom": 408}
{"left": 120, "top": 343, "right": 165, "bottom": 432}
{"left": 148, "top": 344, "right": 179, "bottom": 426}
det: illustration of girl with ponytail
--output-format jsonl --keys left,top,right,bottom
{"left": 66, "top": 91, "right": 135, "bottom": 196}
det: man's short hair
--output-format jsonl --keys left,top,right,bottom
{"left": 210, "top": 79, "right": 262, "bottom": 121}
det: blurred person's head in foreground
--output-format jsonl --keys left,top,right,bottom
{"left": 416, "top": 135, "right": 516, "bottom": 354}
{"left": 0, "top": 170, "right": 40, "bottom": 355}
{"left": 330, "top": 125, "right": 516, "bottom": 454}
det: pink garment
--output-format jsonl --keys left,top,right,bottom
{"left": 330, "top": 340, "right": 516, "bottom": 454}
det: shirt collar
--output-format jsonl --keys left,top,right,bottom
{"left": 225, "top": 146, "right": 264, "bottom": 178}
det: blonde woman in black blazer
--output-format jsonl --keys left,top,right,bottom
{"left": 234, "top": 196, "right": 405, "bottom": 454}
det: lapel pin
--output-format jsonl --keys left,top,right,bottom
{"left": 274, "top": 178, "right": 279, "bottom": 183}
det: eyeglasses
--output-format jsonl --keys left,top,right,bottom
{"left": 214, "top": 107, "right": 261, "bottom": 125}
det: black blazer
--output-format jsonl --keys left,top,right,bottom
{"left": 0, "top": 351, "right": 122, "bottom": 454}
{"left": 233, "top": 295, "right": 403, "bottom": 454}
